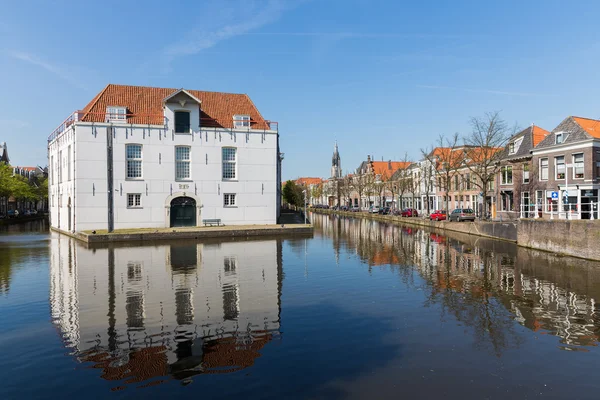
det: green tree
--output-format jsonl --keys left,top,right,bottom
{"left": 282, "top": 180, "right": 303, "bottom": 207}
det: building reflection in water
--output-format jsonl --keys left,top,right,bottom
{"left": 50, "top": 236, "right": 282, "bottom": 388}
{"left": 313, "top": 214, "right": 600, "bottom": 352}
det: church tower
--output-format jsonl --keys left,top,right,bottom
{"left": 331, "top": 141, "right": 342, "bottom": 179}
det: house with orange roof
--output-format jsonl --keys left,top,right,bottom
{"left": 494, "top": 124, "right": 550, "bottom": 220}
{"left": 47, "top": 84, "right": 281, "bottom": 233}
{"left": 531, "top": 116, "right": 600, "bottom": 220}
{"left": 354, "top": 155, "right": 411, "bottom": 209}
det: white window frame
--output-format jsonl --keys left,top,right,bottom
{"left": 175, "top": 146, "right": 191, "bottom": 180}
{"left": 500, "top": 166, "right": 513, "bottom": 185}
{"left": 555, "top": 155, "right": 565, "bottom": 180}
{"left": 573, "top": 153, "right": 584, "bottom": 179}
{"left": 540, "top": 158, "right": 548, "bottom": 181}
{"left": 106, "top": 106, "right": 127, "bottom": 122}
{"left": 126, "top": 144, "right": 143, "bottom": 179}
{"left": 233, "top": 115, "right": 250, "bottom": 128}
{"left": 522, "top": 163, "right": 529, "bottom": 184}
{"left": 222, "top": 147, "right": 237, "bottom": 180}
{"left": 555, "top": 133, "right": 564, "bottom": 144}
{"left": 224, "top": 193, "right": 236, "bottom": 207}
{"left": 127, "top": 193, "right": 142, "bottom": 208}
{"left": 174, "top": 110, "right": 191, "bottom": 133}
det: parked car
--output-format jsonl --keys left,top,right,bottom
{"left": 23, "top": 210, "right": 31, "bottom": 216}
{"left": 370, "top": 206, "right": 380, "bottom": 214}
{"left": 379, "top": 207, "right": 391, "bottom": 215}
{"left": 401, "top": 208, "right": 419, "bottom": 217}
{"left": 7, "top": 210, "right": 18, "bottom": 218}
{"left": 448, "top": 208, "right": 476, "bottom": 222}
{"left": 30, "top": 209, "right": 38, "bottom": 215}
{"left": 351, "top": 206, "right": 361, "bottom": 212}
{"left": 429, "top": 210, "right": 447, "bottom": 221}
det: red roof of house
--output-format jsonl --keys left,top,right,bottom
{"left": 573, "top": 116, "right": 600, "bottom": 139}
{"left": 295, "top": 177, "right": 323, "bottom": 186}
{"left": 370, "top": 161, "right": 411, "bottom": 178}
{"left": 80, "top": 84, "right": 271, "bottom": 129}
{"left": 532, "top": 125, "right": 551, "bottom": 146}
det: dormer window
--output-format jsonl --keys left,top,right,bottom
{"left": 106, "top": 106, "right": 126, "bottom": 122}
{"left": 508, "top": 137, "right": 522, "bottom": 154}
{"left": 174, "top": 111, "right": 191, "bottom": 133}
{"left": 508, "top": 142, "right": 515, "bottom": 154}
{"left": 233, "top": 115, "right": 250, "bottom": 128}
{"left": 555, "top": 132, "right": 565, "bottom": 144}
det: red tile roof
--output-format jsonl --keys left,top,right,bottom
{"left": 295, "top": 177, "right": 323, "bottom": 186}
{"left": 532, "top": 125, "right": 551, "bottom": 146}
{"left": 573, "top": 116, "right": 600, "bottom": 139}
{"left": 80, "top": 84, "right": 271, "bottom": 129}
{"left": 370, "top": 161, "right": 411, "bottom": 178}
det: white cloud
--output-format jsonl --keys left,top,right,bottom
{"left": 9, "top": 51, "right": 87, "bottom": 90}
{"left": 163, "top": 0, "right": 289, "bottom": 62}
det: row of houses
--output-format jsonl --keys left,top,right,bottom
{"left": 0, "top": 142, "right": 48, "bottom": 215}
{"left": 296, "top": 115, "right": 600, "bottom": 220}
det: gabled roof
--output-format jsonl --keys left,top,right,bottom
{"left": 162, "top": 88, "right": 202, "bottom": 105}
{"left": 502, "top": 125, "right": 550, "bottom": 161}
{"left": 80, "top": 84, "right": 271, "bottom": 129}
{"left": 534, "top": 116, "right": 600, "bottom": 150}
{"left": 0, "top": 142, "right": 8, "bottom": 163}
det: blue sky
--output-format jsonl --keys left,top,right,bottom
{"left": 1, "top": 0, "right": 599, "bottom": 180}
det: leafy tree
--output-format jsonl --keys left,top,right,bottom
{"left": 282, "top": 180, "right": 303, "bottom": 208}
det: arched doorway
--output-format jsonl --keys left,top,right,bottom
{"left": 170, "top": 196, "right": 197, "bottom": 227}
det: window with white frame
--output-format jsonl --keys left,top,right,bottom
{"left": 523, "top": 163, "right": 529, "bottom": 184}
{"left": 126, "top": 144, "right": 143, "bottom": 179}
{"left": 555, "top": 156, "right": 565, "bottom": 179}
{"left": 224, "top": 193, "right": 236, "bottom": 207}
{"left": 222, "top": 147, "right": 237, "bottom": 180}
{"left": 59, "top": 150, "right": 63, "bottom": 183}
{"left": 67, "top": 145, "right": 71, "bottom": 181}
{"left": 555, "top": 133, "right": 564, "bottom": 144}
{"left": 500, "top": 166, "right": 512, "bottom": 185}
{"left": 540, "top": 158, "right": 548, "bottom": 180}
{"left": 233, "top": 115, "right": 250, "bottom": 128}
{"left": 127, "top": 193, "right": 142, "bottom": 208}
{"left": 573, "top": 153, "right": 584, "bottom": 178}
{"left": 175, "top": 146, "right": 191, "bottom": 180}
{"left": 106, "top": 106, "right": 126, "bottom": 122}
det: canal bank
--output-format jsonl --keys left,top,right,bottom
{"left": 313, "top": 209, "right": 600, "bottom": 261}
{"left": 52, "top": 223, "right": 313, "bottom": 244}
{"left": 0, "top": 215, "right": 47, "bottom": 226}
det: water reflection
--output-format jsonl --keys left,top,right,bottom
{"left": 313, "top": 214, "right": 600, "bottom": 351}
{"left": 50, "top": 236, "right": 282, "bottom": 388}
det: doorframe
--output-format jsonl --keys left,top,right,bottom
{"left": 164, "top": 192, "right": 202, "bottom": 227}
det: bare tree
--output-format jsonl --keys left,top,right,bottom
{"left": 422, "top": 133, "right": 461, "bottom": 211}
{"left": 364, "top": 173, "right": 376, "bottom": 208}
{"left": 351, "top": 174, "right": 368, "bottom": 210}
{"left": 463, "top": 111, "right": 515, "bottom": 219}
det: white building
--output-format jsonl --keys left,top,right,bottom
{"left": 47, "top": 84, "right": 281, "bottom": 233}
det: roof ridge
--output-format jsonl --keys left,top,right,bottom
{"left": 571, "top": 115, "right": 600, "bottom": 122}
{"left": 243, "top": 93, "right": 268, "bottom": 124}
{"left": 107, "top": 83, "right": 249, "bottom": 97}
{"left": 82, "top": 83, "right": 111, "bottom": 117}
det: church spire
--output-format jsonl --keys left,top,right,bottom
{"left": 331, "top": 141, "right": 341, "bottom": 179}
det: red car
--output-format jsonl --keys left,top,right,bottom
{"left": 429, "top": 210, "right": 447, "bottom": 221}
{"left": 401, "top": 208, "right": 419, "bottom": 217}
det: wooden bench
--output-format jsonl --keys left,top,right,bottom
{"left": 202, "top": 218, "right": 222, "bottom": 226}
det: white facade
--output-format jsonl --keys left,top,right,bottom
{"left": 48, "top": 87, "right": 280, "bottom": 233}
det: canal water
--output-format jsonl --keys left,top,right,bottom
{"left": 2, "top": 215, "right": 600, "bottom": 399}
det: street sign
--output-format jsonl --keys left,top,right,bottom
{"left": 551, "top": 191, "right": 559, "bottom": 200}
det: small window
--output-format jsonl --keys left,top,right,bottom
{"left": 555, "top": 133, "right": 564, "bottom": 144}
{"left": 106, "top": 106, "right": 127, "bottom": 122}
{"left": 175, "top": 146, "right": 191, "bottom": 180}
{"left": 126, "top": 144, "right": 143, "bottom": 179}
{"left": 523, "top": 163, "right": 530, "bottom": 184}
{"left": 500, "top": 166, "right": 513, "bottom": 185}
{"left": 127, "top": 193, "right": 142, "bottom": 208}
{"left": 555, "top": 156, "right": 565, "bottom": 179}
{"left": 573, "top": 153, "right": 584, "bottom": 179}
{"left": 508, "top": 142, "right": 515, "bottom": 154}
{"left": 174, "top": 111, "right": 191, "bottom": 133}
{"left": 233, "top": 115, "right": 250, "bottom": 128}
{"left": 540, "top": 158, "right": 548, "bottom": 180}
{"left": 224, "top": 193, "right": 236, "bottom": 207}
{"left": 222, "top": 147, "right": 237, "bottom": 180}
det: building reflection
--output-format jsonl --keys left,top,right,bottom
{"left": 50, "top": 235, "right": 282, "bottom": 389}
{"left": 313, "top": 214, "right": 600, "bottom": 351}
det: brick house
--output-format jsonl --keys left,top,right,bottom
{"left": 495, "top": 125, "right": 550, "bottom": 220}
{"left": 531, "top": 116, "right": 600, "bottom": 220}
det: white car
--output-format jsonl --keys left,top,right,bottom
{"left": 371, "top": 206, "right": 379, "bottom": 214}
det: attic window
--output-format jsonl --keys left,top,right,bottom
{"left": 555, "top": 132, "right": 565, "bottom": 144}
{"left": 508, "top": 142, "right": 515, "bottom": 154}
{"left": 106, "top": 106, "right": 126, "bottom": 122}
{"left": 233, "top": 115, "right": 250, "bottom": 128}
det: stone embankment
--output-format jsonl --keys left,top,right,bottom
{"left": 313, "top": 209, "right": 600, "bottom": 261}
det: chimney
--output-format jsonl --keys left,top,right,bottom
{"left": 367, "top": 155, "right": 371, "bottom": 162}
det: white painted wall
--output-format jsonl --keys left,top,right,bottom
{"left": 48, "top": 115, "right": 279, "bottom": 232}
